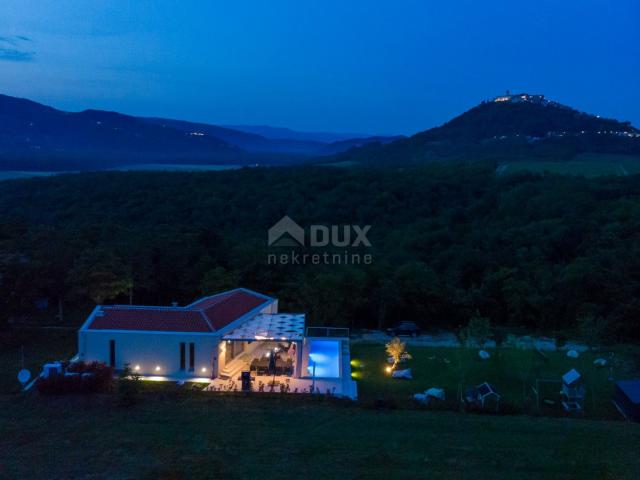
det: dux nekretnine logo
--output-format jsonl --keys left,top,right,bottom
{"left": 266, "top": 215, "right": 373, "bottom": 266}
{"left": 268, "top": 215, "right": 305, "bottom": 247}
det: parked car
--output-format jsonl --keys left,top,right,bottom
{"left": 388, "top": 321, "right": 421, "bottom": 337}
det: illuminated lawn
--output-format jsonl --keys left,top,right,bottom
{"left": 351, "top": 343, "right": 640, "bottom": 419}
{"left": 2, "top": 394, "right": 640, "bottom": 479}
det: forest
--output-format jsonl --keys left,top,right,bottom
{"left": 1, "top": 162, "right": 639, "bottom": 340}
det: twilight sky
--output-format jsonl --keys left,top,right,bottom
{"left": 0, "top": 0, "right": 638, "bottom": 135}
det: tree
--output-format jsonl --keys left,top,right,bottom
{"left": 577, "top": 313, "right": 609, "bottom": 349}
{"left": 200, "top": 266, "right": 239, "bottom": 295}
{"left": 394, "top": 261, "right": 443, "bottom": 322}
{"left": 68, "top": 250, "right": 130, "bottom": 305}
{"left": 385, "top": 337, "right": 412, "bottom": 370}
{"left": 375, "top": 277, "right": 399, "bottom": 331}
{"left": 459, "top": 311, "right": 492, "bottom": 347}
{"left": 3, "top": 163, "right": 640, "bottom": 342}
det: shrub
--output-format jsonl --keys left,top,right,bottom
{"left": 37, "top": 361, "right": 113, "bottom": 395}
{"left": 117, "top": 363, "right": 141, "bottom": 407}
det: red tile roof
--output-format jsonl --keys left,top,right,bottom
{"left": 199, "top": 291, "right": 269, "bottom": 330}
{"left": 188, "top": 292, "right": 235, "bottom": 310}
{"left": 88, "top": 307, "right": 213, "bottom": 332}
{"left": 86, "top": 289, "right": 272, "bottom": 333}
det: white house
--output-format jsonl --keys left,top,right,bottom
{"left": 77, "top": 288, "right": 357, "bottom": 398}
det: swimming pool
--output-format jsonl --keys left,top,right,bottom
{"left": 307, "top": 340, "right": 341, "bottom": 378}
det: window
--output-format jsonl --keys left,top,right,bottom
{"left": 189, "top": 342, "right": 195, "bottom": 371}
{"left": 109, "top": 340, "right": 116, "bottom": 367}
{"left": 179, "top": 342, "right": 186, "bottom": 371}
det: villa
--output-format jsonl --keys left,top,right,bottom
{"left": 76, "top": 288, "right": 357, "bottom": 398}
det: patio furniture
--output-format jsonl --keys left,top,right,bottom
{"left": 249, "top": 356, "right": 294, "bottom": 376}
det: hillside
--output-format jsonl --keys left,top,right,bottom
{"left": 3, "top": 92, "right": 637, "bottom": 171}
{"left": 143, "top": 118, "right": 403, "bottom": 155}
{"left": 0, "top": 94, "right": 255, "bottom": 171}
{"left": 335, "top": 94, "right": 640, "bottom": 166}
{"left": 0, "top": 94, "right": 401, "bottom": 170}
{"left": 224, "top": 124, "right": 365, "bottom": 143}
{"left": 142, "top": 117, "right": 327, "bottom": 155}
{"left": 317, "top": 135, "right": 404, "bottom": 155}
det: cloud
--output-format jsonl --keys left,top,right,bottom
{"left": 0, "top": 35, "right": 34, "bottom": 62}
{"left": 0, "top": 48, "right": 33, "bottom": 62}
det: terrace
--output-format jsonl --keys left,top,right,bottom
{"left": 207, "top": 322, "right": 357, "bottom": 397}
{"left": 214, "top": 313, "right": 305, "bottom": 381}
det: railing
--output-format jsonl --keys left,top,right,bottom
{"left": 305, "top": 326, "right": 350, "bottom": 338}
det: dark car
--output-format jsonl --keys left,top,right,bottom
{"left": 388, "top": 321, "right": 421, "bottom": 337}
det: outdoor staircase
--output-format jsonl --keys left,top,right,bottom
{"left": 219, "top": 354, "right": 251, "bottom": 379}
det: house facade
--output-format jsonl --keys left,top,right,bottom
{"left": 77, "top": 288, "right": 357, "bottom": 398}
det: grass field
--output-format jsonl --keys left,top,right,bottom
{"left": 351, "top": 343, "right": 640, "bottom": 420}
{"left": 2, "top": 330, "right": 639, "bottom": 419}
{"left": 2, "top": 393, "right": 640, "bottom": 479}
{"left": 1, "top": 330, "right": 640, "bottom": 478}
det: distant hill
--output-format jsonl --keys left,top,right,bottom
{"left": 142, "top": 117, "right": 327, "bottom": 155}
{"left": 0, "top": 94, "right": 401, "bottom": 170}
{"left": 143, "top": 119, "right": 403, "bottom": 155}
{"left": 223, "top": 124, "right": 367, "bottom": 143}
{"left": 318, "top": 135, "right": 405, "bottom": 155}
{"left": 333, "top": 94, "right": 640, "bottom": 166}
{"left": 3, "top": 92, "right": 637, "bottom": 172}
{"left": 0, "top": 94, "right": 253, "bottom": 171}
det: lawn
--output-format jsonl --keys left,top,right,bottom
{"left": 1, "top": 330, "right": 640, "bottom": 478}
{"left": 2, "top": 393, "right": 640, "bottom": 479}
{"left": 350, "top": 343, "right": 640, "bottom": 420}
{"left": 0, "top": 329, "right": 77, "bottom": 393}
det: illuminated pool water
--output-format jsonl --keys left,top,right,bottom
{"left": 307, "top": 340, "right": 340, "bottom": 378}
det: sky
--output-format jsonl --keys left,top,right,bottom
{"left": 0, "top": 0, "right": 638, "bottom": 135}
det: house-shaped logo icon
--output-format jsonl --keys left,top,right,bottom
{"left": 268, "top": 215, "right": 305, "bottom": 247}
